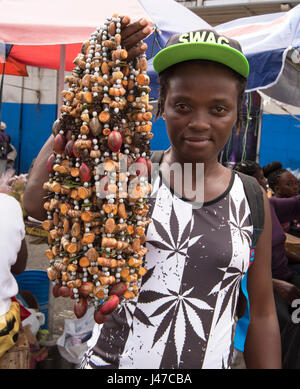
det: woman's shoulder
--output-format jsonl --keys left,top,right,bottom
{"left": 0, "top": 193, "right": 23, "bottom": 214}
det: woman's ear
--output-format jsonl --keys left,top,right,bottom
{"left": 274, "top": 184, "right": 280, "bottom": 196}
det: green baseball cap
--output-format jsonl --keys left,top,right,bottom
{"left": 153, "top": 29, "right": 249, "bottom": 78}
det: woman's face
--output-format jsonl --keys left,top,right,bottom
{"left": 254, "top": 167, "right": 268, "bottom": 191}
{"left": 163, "top": 62, "right": 239, "bottom": 164}
{"left": 275, "top": 171, "right": 299, "bottom": 198}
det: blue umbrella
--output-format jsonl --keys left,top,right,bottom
{"left": 215, "top": 4, "right": 300, "bottom": 105}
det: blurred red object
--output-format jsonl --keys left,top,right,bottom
{"left": 0, "top": 56, "right": 28, "bottom": 77}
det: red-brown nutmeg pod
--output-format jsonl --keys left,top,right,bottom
{"left": 79, "top": 162, "right": 91, "bottom": 182}
{"left": 107, "top": 130, "right": 122, "bottom": 152}
{"left": 74, "top": 297, "right": 88, "bottom": 318}
{"left": 73, "top": 140, "right": 81, "bottom": 158}
{"left": 66, "top": 130, "right": 73, "bottom": 142}
{"left": 52, "top": 119, "right": 61, "bottom": 136}
{"left": 135, "top": 157, "right": 148, "bottom": 177}
{"left": 65, "top": 139, "right": 75, "bottom": 157}
{"left": 58, "top": 285, "right": 71, "bottom": 298}
{"left": 79, "top": 282, "right": 94, "bottom": 298}
{"left": 94, "top": 309, "right": 108, "bottom": 325}
{"left": 46, "top": 153, "right": 56, "bottom": 174}
{"left": 99, "top": 294, "right": 119, "bottom": 315}
{"left": 53, "top": 133, "right": 66, "bottom": 154}
{"left": 108, "top": 282, "right": 127, "bottom": 297}
{"left": 52, "top": 282, "right": 61, "bottom": 298}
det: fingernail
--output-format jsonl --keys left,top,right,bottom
{"left": 142, "top": 26, "right": 152, "bottom": 34}
{"left": 139, "top": 18, "right": 148, "bottom": 26}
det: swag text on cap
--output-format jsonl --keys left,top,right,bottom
{"left": 178, "top": 31, "right": 230, "bottom": 46}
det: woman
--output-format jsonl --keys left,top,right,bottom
{"left": 264, "top": 161, "right": 300, "bottom": 274}
{"left": 263, "top": 161, "right": 299, "bottom": 200}
{"left": 23, "top": 18, "right": 281, "bottom": 369}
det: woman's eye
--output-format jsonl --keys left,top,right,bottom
{"left": 214, "top": 106, "right": 226, "bottom": 113}
{"left": 175, "top": 103, "right": 190, "bottom": 112}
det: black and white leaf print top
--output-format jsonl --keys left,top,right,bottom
{"left": 81, "top": 171, "right": 253, "bottom": 369}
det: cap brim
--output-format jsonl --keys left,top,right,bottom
{"left": 153, "top": 42, "right": 249, "bottom": 78}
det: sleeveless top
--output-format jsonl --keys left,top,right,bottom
{"left": 80, "top": 170, "right": 253, "bottom": 369}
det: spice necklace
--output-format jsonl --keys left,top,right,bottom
{"left": 42, "top": 14, "right": 153, "bottom": 324}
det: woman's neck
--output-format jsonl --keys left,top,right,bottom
{"left": 162, "top": 147, "right": 222, "bottom": 178}
{"left": 160, "top": 148, "right": 230, "bottom": 203}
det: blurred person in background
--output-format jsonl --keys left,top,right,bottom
{"left": 0, "top": 122, "right": 12, "bottom": 176}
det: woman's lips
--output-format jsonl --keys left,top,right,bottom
{"left": 183, "top": 137, "right": 212, "bottom": 147}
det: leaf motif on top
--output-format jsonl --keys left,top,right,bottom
{"left": 229, "top": 196, "right": 252, "bottom": 246}
{"left": 170, "top": 202, "right": 179, "bottom": 248}
{"left": 208, "top": 281, "right": 222, "bottom": 295}
{"left": 183, "top": 301, "right": 206, "bottom": 341}
{"left": 150, "top": 299, "right": 176, "bottom": 318}
{"left": 178, "top": 218, "right": 192, "bottom": 250}
{"left": 117, "top": 299, "right": 137, "bottom": 328}
{"left": 226, "top": 266, "right": 243, "bottom": 274}
{"left": 216, "top": 285, "right": 235, "bottom": 326}
{"left": 152, "top": 306, "right": 175, "bottom": 348}
{"left": 134, "top": 306, "right": 154, "bottom": 327}
{"left": 239, "top": 198, "right": 246, "bottom": 222}
{"left": 184, "top": 297, "right": 213, "bottom": 311}
{"left": 166, "top": 251, "right": 176, "bottom": 260}
{"left": 167, "top": 288, "right": 180, "bottom": 296}
{"left": 174, "top": 302, "right": 186, "bottom": 366}
{"left": 138, "top": 290, "right": 170, "bottom": 304}
{"left": 152, "top": 218, "right": 173, "bottom": 248}
{"left": 187, "top": 234, "right": 204, "bottom": 248}
{"left": 141, "top": 266, "right": 155, "bottom": 287}
{"left": 215, "top": 268, "right": 242, "bottom": 325}
{"left": 219, "top": 274, "right": 237, "bottom": 290}
{"left": 230, "top": 196, "right": 238, "bottom": 223}
{"left": 147, "top": 239, "right": 173, "bottom": 251}
{"left": 231, "top": 284, "right": 240, "bottom": 318}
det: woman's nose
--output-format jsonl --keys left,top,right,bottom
{"left": 187, "top": 110, "right": 210, "bottom": 131}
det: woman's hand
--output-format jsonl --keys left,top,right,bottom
{"left": 121, "top": 16, "right": 153, "bottom": 60}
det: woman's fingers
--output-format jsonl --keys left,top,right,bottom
{"left": 121, "top": 17, "right": 153, "bottom": 57}
{"left": 127, "top": 42, "right": 148, "bottom": 61}
{"left": 121, "top": 17, "right": 149, "bottom": 40}
{"left": 121, "top": 15, "right": 131, "bottom": 27}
